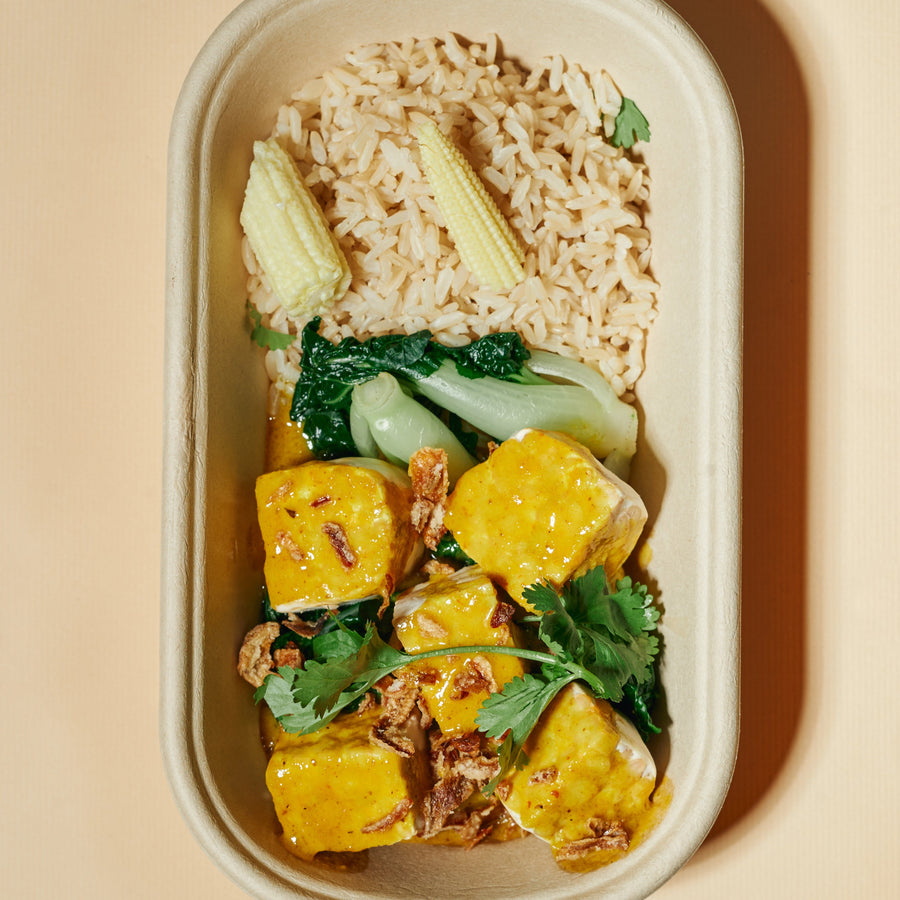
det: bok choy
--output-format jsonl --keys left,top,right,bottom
{"left": 350, "top": 373, "right": 476, "bottom": 484}
{"left": 290, "top": 317, "right": 639, "bottom": 475}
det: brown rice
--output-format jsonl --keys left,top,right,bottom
{"left": 242, "top": 34, "right": 659, "bottom": 406}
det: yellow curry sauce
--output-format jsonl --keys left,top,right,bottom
{"left": 265, "top": 388, "right": 315, "bottom": 472}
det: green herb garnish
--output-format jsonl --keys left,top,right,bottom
{"left": 611, "top": 96, "right": 651, "bottom": 149}
{"left": 247, "top": 302, "right": 296, "bottom": 351}
{"left": 255, "top": 566, "right": 659, "bottom": 791}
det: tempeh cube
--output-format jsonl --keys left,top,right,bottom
{"left": 255, "top": 459, "right": 422, "bottom": 612}
{"left": 444, "top": 429, "right": 647, "bottom": 610}
{"left": 498, "top": 683, "right": 658, "bottom": 869}
{"left": 393, "top": 566, "right": 527, "bottom": 735}
{"left": 266, "top": 705, "right": 427, "bottom": 859}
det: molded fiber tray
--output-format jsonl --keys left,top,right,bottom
{"left": 162, "top": 1, "right": 742, "bottom": 897}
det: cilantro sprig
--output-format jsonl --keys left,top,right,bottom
{"left": 523, "top": 567, "right": 659, "bottom": 704}
{"left": 474, "top": 568, "right": 659, "bottom": 790}
{"left": 255, "top": 566, "right": 660, "bottom": 791}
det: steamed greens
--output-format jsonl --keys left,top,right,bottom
{"left": 350, "top": 373, "right": 476, "bottom": 485}
{"left": 290, "top": 317, "right": 638, "bottom": 476}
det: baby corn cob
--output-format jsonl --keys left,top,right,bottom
{"left": 417, "top": 121, "right": 526, "bottom": 290}
{"left": 240, "top": 138, "right": 351, "bottom": 317}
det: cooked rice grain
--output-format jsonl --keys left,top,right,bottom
{"left": 246, "top": 34, "right": 658, "bottom": 402}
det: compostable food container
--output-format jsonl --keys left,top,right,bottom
{"left": 162, "top": 0, "right": 743, "bottom": 897}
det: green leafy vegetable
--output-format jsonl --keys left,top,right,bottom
{"left": 611, "top": 97, "right": 651, "bottom": 149}
{"left": 412, "top": 359, "right": 630, "bottom": 463}
{"left": 261, "top": 590, "right": 393, "bottom": 659}
{"left": 289, "top": 318, "right": 437, "bottom": 458}
{"left": 247, "top": 302, "right": 296, "bottom": 351}
{"left": 622, "top": 669, "right": 662, "bottom": 739}
{"left": 438, "top": 331, "right": 534, "bottom": 381}
{"left": 289, "top": 318, "right": 638, "bottom": 469}
{"left": 289, "top": 318, "right": 539, "bottom": 459}
{"left": 524, "top": 350, "right": 637, "bottom": 478}
{"left": 350, "top": 372, "right": 476, "bottom": 484}
{"left": 255, "top": 566, "right": 660, "bottom": 791}
{"left": 432, "top": 531, "right": 475, "bottom": 565}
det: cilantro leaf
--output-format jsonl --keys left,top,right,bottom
{"left": 476, "top": 670, "right": 576, "bottom": 794}
{"left": 255, "top": 625, "right": 410, "bottom": 731}
{"left": 246, "top": 302, "right": 296, "bottom": 351}
{"left": 611, "top": 97, "right": 650, "bottom": 149}
{"left": 300, "top": 626, "right": 408, "bottom": 717}
{"left": 351, "top": 628, "right": 412, "bottom": 686}
{"left": 309, "top": 626, "right": 366, "bottom": 662}
{"left": 475, "top": 672, "right": 565, "bottom": 744}
{"left": 523, "top": 567, "right": 658, "bottom": 703}
{"left": 523, "top": 581, "right": 585, "bottom": 657}
{"left": 253, "top": 666, "right": 333, "bottom": 733}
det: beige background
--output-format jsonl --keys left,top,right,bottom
{"left": 2, "top": 0, "right": 898, "bottom": 897}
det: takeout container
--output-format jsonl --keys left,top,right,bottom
{"left": 162, "top": 0, "right": 742, "bottom": 897}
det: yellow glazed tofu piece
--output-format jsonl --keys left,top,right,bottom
{"left": 499, "top": 683, "right": 658, "bottom": 869}
{"left": 256, "top": 458, "right": 422, "bottom": 612}
{"left": 444, "top": 429, "right": 647, "bottom": 609}
{"left": 266, "top": 705, "right": 426, "bottom": 860}
{"left": 392, "top": 567, "right": 527, "bottom": 735}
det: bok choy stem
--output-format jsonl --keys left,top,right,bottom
{"left": 350, "top": 373, "right": 477, "bottom": 484}
{"left": 348, "top": 401, "right": 381, "bottom": 459}
{"left": 524, "top": 350, "right": 638, "bottom": 477}
{"left": 411, "top": 359, "right": 634, "bottom": 467}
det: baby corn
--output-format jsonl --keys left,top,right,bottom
{"left": 241, "top": 138, "right": 351, "bottom": 317}
{"left": 417, "top": 121, "right": 526, "bottom": 290}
